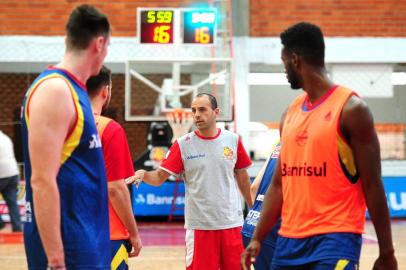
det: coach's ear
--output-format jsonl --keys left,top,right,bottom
{"left": 214, "top": 107, "right": 220, "bottom": 117}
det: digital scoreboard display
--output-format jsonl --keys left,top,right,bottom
{"left": 140, "top": 10, "right": 174, "bottom": 44}
{"left": 183, "top": 10, "right": 216, "bottom": 44}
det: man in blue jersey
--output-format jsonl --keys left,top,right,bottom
{"left": 21, "top": 5, "right": 111, "bottom": 270}
{"left": 241, "top": 142, "right": 281, "bottom": 270}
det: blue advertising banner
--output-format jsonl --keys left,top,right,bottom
{"left": 131, "top": 177, "right": 406, "bottom": 218}
{"left": 131, "top": 181, "right": 185, "bottom": 216}
{"left": 382, "top": 176, "right": 406, "bottom": 218}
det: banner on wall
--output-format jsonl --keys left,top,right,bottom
{"left": 131, "top": 177, "right": 406, "bottom": 218}
{"left": 381, "top": 177, "right": 406, "bottom": 218}
{"left": 131, "top": 181, "right": 185, "bottom": 216}
{"left": 1, "top": 178, "right": 404, "bottom": 220}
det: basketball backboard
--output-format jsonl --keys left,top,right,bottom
{"left": 125, "top": 58, "right": 233, "bottom": 121}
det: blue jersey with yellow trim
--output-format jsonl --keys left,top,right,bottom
{"left": 241, "top": 143, "right": 281, "bottom": 247}
{"left": 21, "top": 67, "right": 110, "bottom": 269}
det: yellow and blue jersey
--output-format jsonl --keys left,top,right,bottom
{"left": 21, "top": 67, "right": 110, "bottom": 269}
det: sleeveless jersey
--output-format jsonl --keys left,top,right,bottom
{"left": 96, "top": 115, "right": 132, "bottom": 240}
{"left": 241, "top": 142, "right": 281, "bottom": 247}
{"left": 21, "top": 67, "right": 110, "bottom": 269}
{"left": 279, "top": 85, "right": 366, "bottom": 238}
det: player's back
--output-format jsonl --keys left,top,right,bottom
{"left": 21, "top": 67, "right": 110, "bottom": 269}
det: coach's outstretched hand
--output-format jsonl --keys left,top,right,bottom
{"left": 241, "top": 239, "right": 261, "bottom": 270}
{"left": 129, "top": 170, "right": 145, "bottom": 187}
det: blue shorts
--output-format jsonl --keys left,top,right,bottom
{"left": 242, "top": 235, "right": 275, "bottom": 270}
{"left": 24, "top": 222, "right": 111, "bottom": 269}
{"left": 111, "top": 239, "right": 131, "bottom": 270}
{"left": 272, "top": 233, "right": 361, "bottom": 267}
{"left": 270, "top": 259, "right": 358, "bottom": 270}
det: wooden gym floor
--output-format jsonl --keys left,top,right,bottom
{"left": 0, "top": 220, "right": 405, "bottom": 270}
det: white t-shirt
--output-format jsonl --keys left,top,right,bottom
{"left": 160, "top": 129, "right": 252, "bottom": 230}
{"left": 0, "top": 131, "right": 19, "bottom": 178}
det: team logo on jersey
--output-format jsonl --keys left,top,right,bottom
{"left": 295, "top": 130, "right": 308, "bottom": 146}
{"left": 223, "top": 147, "right": 234, "bottom": 160}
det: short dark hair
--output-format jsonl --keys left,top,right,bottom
{"left": 280, "top": 22, "right": 325, "bottom": 67}
{"left": 66, "top": 4, "right": 110, "bottom": 50}
{"left": 86, "top": 66, "right": 111, "bottom": 98}
{"left": 196, "top": 93, "right": 218, "bottom": 109}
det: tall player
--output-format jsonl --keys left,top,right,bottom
{"left": 87, "top": 66, "right": 142, "bottom": 270}
{"left": 21, "top": 5, "right": 111, "bottom": 270}
{"left": 242, "top": 22, "right": 397, "bottom": 270}
{"left": 134, "top": 93, "right": 253, "bottom": 270}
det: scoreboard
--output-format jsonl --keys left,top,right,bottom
{"left": 140, "top": 10, "right": 174, "bottom": 44}
{"left": 138, "top": 8, "right": 217, "bottom": 45}
{"left": 183, "top": 10, "right": 216, "bottom": 44}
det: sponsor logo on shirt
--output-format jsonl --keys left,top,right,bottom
{"left": 223, "top": 147, "right": 234, "bottom": 160}
{"left": 295, "top": 130, "right": 308, "bottom": 146}
{"left": 186, "top": 154, "right": 206, "bottom": 160}
{"left": 25, "top": 202, "right": 32, "bottom": 222}
{"left": 282, "top": 162, "right": 327, "bottom": 177}
{"left": 89, "top": 134, "right": 102, "bottom": 149}
{"left": 245, "top": 210, "right": 261, "bottom": 226}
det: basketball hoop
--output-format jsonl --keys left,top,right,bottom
{"left": 167, "top": 108, "right": 194, "bottom": 143}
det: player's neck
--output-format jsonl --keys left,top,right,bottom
{"left": 303, "top": 68, "right": 334, "bottom": 103}
{"left": 57, "top": 51, "right": 94, "bottom": 86}
{"left": 91, "top": 104, "right": 102, "bottom": 116}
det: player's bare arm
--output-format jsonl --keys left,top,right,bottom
{"left": 341, "top": 95, "right": 398, "bottom": 270}
{"left": 28, "top": 78, "right": 76, "bottom": 267}
{"left": 235, "top": 169, "right": 253, "bottom": 208}
{"left": 108, "top": 180, "right": 142, "bottom": 257}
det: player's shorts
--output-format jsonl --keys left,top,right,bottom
{"left": 271, "top": 233, "right": 361, "bottom": 269}
{"left": 24, "top": 222, "right": 111, "bottom": 269}
{"left": 270, "top": 259, "right": 358, "bottom": 270}
{"left": 242, "top": 234, "right": 275, "bottom": 270}
{"left": 186, "top": 226, "right": 244, "bottom": 270}
{"left": 111, "top": 239, "right": 131, "bottom": 270}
